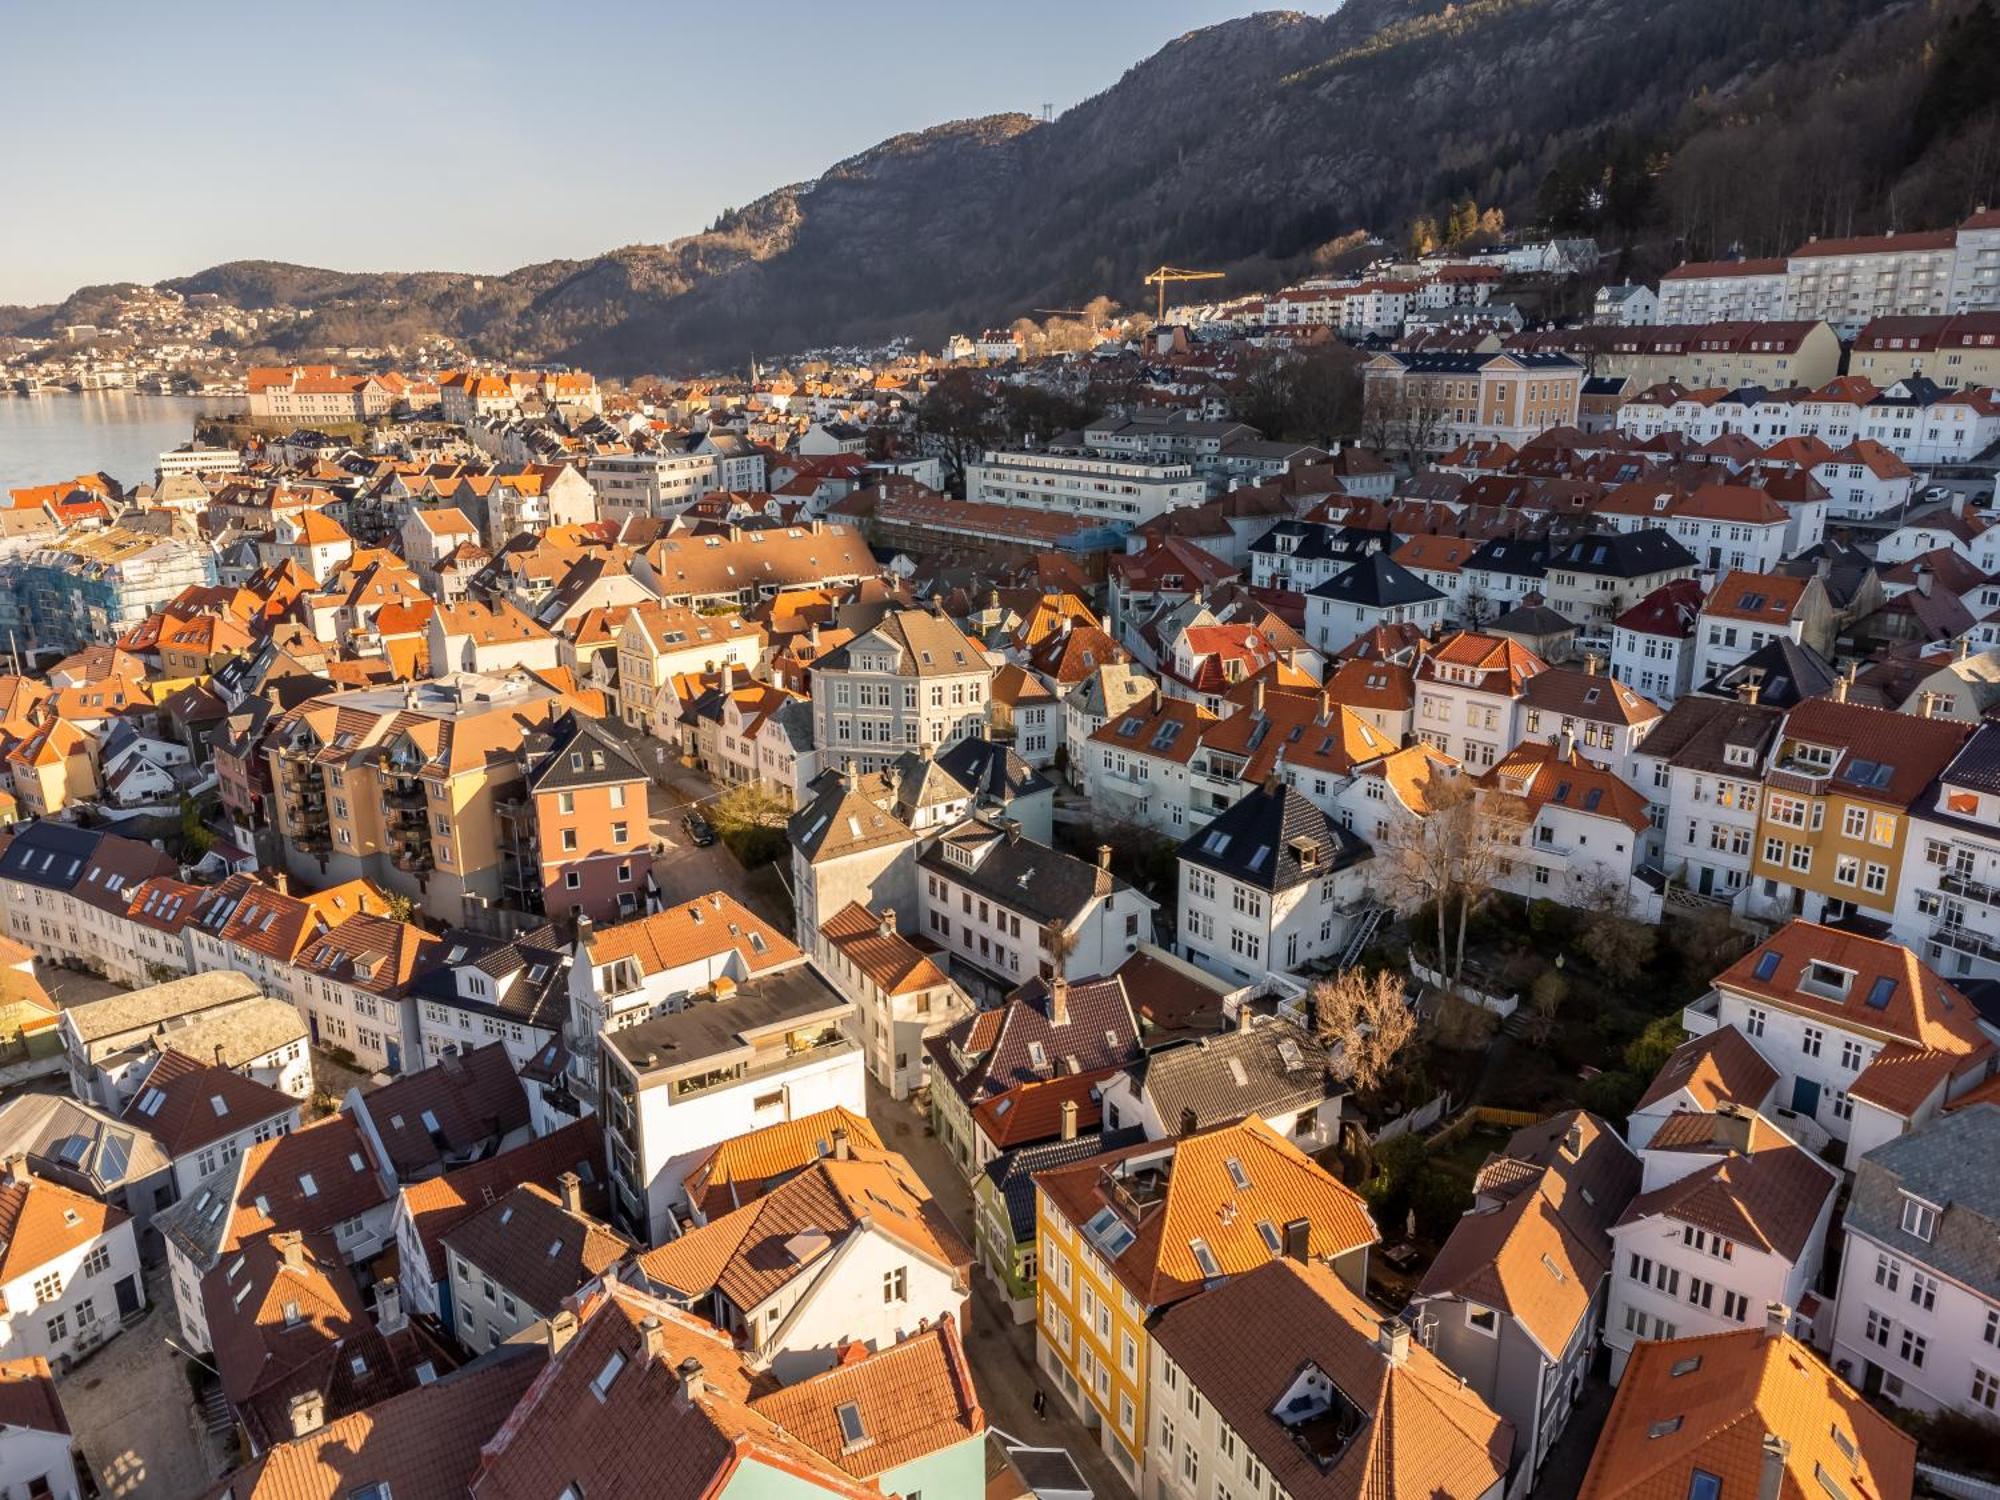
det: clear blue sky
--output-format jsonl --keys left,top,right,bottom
{"left": 0, "top": 0, "right": 1273, "bottom": 304}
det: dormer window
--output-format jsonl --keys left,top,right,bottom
{"left": 1901, "top": 1195, "right": 1939, "bottom": 1242}
{"left": 1800, "top": 961, "right": 1851, "bottom": 1001}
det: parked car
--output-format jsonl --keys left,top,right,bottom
{"left": 682, "top": 808, "right": 717, "bottom": 847}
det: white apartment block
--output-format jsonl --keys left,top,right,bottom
{"left": 967, "top": 450, "right": 1208, "bottom": 527}
{"left": 586, "top": 449, "right": 719, "bottom": 521}
{"left": 811, "top": 610, "right": 993, "bottom": 776}
{"left": 1894, "top": 722, "right": 2000, "bottom": 984}
{"left": 1655, "top": 260, "right": 1791, "bottom": 324}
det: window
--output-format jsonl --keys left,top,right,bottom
{"left": 882, "top": 1266, "right": 908, "bottom": 1303}
{"left": 1974, "top": 1368, "right": 2000, "bottom": 1412}
{"left": 1874, "top": 1254, "right": 1901, "bottom": 1294}
{"left": 80, "top": 1245, "right": 110, "bottom": 1278}
{"left": 1865, "top": 1310, "right": 1892, "bottom": 1348}
{"left": 1466, "top": 1305, "right": 1499, "bottom": 1336}
{"left": 1900, "top": 1327, "right": 1928, "bottom": 1368}
{"left": 1802, "top": 1026, "right": 1823, "bottom": 1059}
{"left": 32, "top": 1273, "right": 60, "bottom": 1305}
{"left": 590, "top": 1349, "right": 627, "bottom": 1401}
{"left": 1723, "top": 1290, "right": 1749, "bottom": 1322}
{"left": 1746, "top": 1007, "right": 1766, "bottom": 1039}
{"left": 1690, "top": 1472, "right": 1723, "bottom": 1500}
{"left": 1909, "top": 1271, "right": 1937, "bottom": 1312}
{"left": 1902, "top": 1197, "right": 1939, "bottom": 1242}
{"left": 43, "top": 1312, "right": 66, "bottom": 1343}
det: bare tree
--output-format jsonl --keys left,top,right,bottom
{"left": 1383, "top": 769, "right": 1514, "bottom": 990}
{"left": 1312, "top": 967, "right": 1418, "bottom": 1096}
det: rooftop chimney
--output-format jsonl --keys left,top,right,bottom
{"left": 1738, "top": 678, "right": 1761, "bottom": 706}
{"left": 2, "top": 1155, "right": 28, "bottom": 1189}
{"left": 1378, "top": 1319, "right": 1411, "bottom": 1366}
{"left": 1757, "top": 1434, "right": 1791, "bottom": 1500}
{"left": 831, "top": 1125, "right": 851, "bottom": 1161}
{"left": 640, "top": 1315, "right": 670, "bottom": 1364}
{"left": 878, "top": 907, "right": 895, "bottom": 936}
{"left": 1097, "top": 843, "right": 1113, "bottom": 871}
{"left": 547, "top": 1307, "right": 579, "bottom": 1354}
{"left": 1059, "top": 1099, "right": 1079, "bottom": 1141}
{"left": 276, "top": 1230, "right": 305, "bottom": 1273}
{"left": 1284, "top": 1217, "right": 1311, "bottom": 1263}
{"left": 1049, "top": 976, "right": 1070, "bottom": 1028}
{"left": 558, "top": 1171, "right": 582, "bottom": 1214}
{"left": 288, "top": 1390, "right": 326, "bottom": 1438}
{"left": 1179, "top": 1105, "right": 1199, "bottom": 1136}
{"left": 1235, "top": 1003, "right": 1255, "bottom": 1034}
{"left": 1915, "top": 563, "right": 1934, "bottom": 597}
{"left": 676, "top": 1354, "right": 705, "bottom": 1403}
{"left": 1255, "top": 679, "right": 1266, "bottom": 714}
{"left": 373, "top": 1276, "right": 405, "bottom": 1336}
{"left": 1764, "top": 1302, "right": 1789, "bottom": 1341}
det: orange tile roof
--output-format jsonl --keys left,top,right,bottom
{"left": 1034, "top": 1116, "right": 1377, "bottom": 1309}
{"left": 818, "top": 902, "right": 948, "bottom": 996}
{"left": 680, "top": 1107, "right": 883, "bottom": 1223}
{"left": 584, "top": 891, "right": 798, "bottom": 978}
{"left": 0, "top": 1169, "right": 126, "bottom": 1280}
{"left": 746, "top": 1318, "right": 983, "bottom": 1480}
{"left": 1637, "top": 1028, "right": 1780, "bottom": 1113}
{"left": 1480, "top": 741, "right": 1652, "bottom": 834}
{"left": 1578, "top": 1327, "right": 1914, "bottom": 1500}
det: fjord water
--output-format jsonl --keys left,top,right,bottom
{"left": 0, "top": 393, "right": 216, "bottom": 493}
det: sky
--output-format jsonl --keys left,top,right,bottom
{"left": 0, "top": 0, "right": 1269, "bottom": 305}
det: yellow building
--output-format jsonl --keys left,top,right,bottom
{"left": 1031, "top": 1116, "right": 1376, "bottom": 1487}
{"left": 1750, "top": 696, "right": 1971, "bottom": 927}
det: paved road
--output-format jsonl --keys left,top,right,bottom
{"left": 57, "top": 1265, "right": 228, "bottom": 1499}
{"left": 865, "top": 1080, "right": 1134, "bottom": 1500}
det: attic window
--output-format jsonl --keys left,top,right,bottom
{"left": 1647, "top": 1417, "right": 1683, "bottom": 1439}
{"left": 590, "top": 1349, "right": 627, "bottom": 1401}
{"left": 1866, "top": 976, "right": 1895, "bottom": 1011}
{"left": 1671, "top": 1355, "right": 1702, "bottom": 1377}
{"left": 1752, "top": 951, "right": 1781, "bottom": 983}
{"left": 210, "top": 1096, "right": 229, "bottom": 1117}
{"left": 349, "top": 1153, "right": 366, "bottom": 1172}
{"left": 138, "top": 1089, "right": 165, "bottom": 1117}
{"left": 282, "top": 1300, "right": 301, "bottom": 1326}
{"left": 835, "top": 1401, "right": 869, "bottom": 1452}
{"left": 299, "top": 1173, "right": 318, "bottom": 1197}
{"left": 1257, "top": 1221, "right": 1281, "bottom": 1254}
{"left": 1225, "top": 1158, "right": 1250, "bottom": 1191}
{"left": 1189, "top": 1238, "right": 1222, "bottom": 1278}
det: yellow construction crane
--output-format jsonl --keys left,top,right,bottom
{"left": 1143, "top": 265, "right": 1224, "bottom": 322}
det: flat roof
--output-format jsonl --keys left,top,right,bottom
{"left": 605, "top": 964, "right": 851, "bottom": 1079}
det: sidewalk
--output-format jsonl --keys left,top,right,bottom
{"left": 865, "top": 1081, "right": 1132, "bottom": 1500}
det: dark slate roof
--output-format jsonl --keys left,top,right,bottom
{"left": 1488, "top": 604, "right": 1576, "bottom": 637}
{"left": 1177, "top": 782, "right": 1371, "bottom": 893}
{"left": 1695, "top": 637, "right": 1838, "bottom": 709}
{"left": 935, "top": 736, "right": 1054, "bottom": 804}
{"left": 0, "top": 821, "right": 105, "bottom": 893}
{"left": 1308, "top": 552, "right": 1444, "bottom": 610}
{"left": 1845, "top": 1102, "right": 2000, "bottom": 1300}
{"left": 931, "top": 975, "right": 1140, "bottom": 1103}
{"left": 355, "top": 1042, "right": 531, "bottom": 1180}
{"left": 409, "top": 928, "right": 570, "bottom": 1032}
{"left": 605, "top": 964, "right": 850, "bottom": 1074}
{"left": 1464, "top": 536, "right": 1550, "bottom": 579}
{"left": 523, "top": 712, "right": 647, "bottom": 794}
{"left": 1776, "top": 541, "right": 1876, "bottom": 611}
{"left": 916, "top": 821, "right": 1130, "bottom": 928}
{"left": 1549, "top": 528, "right": 1698, "bottom": 579}
{"left": 1137, "top": 1017, "right": 1340, "bottom": 1135}
{"left": 1246, "top": 521, "right": 1392, "bottom": 565}
{"left": 983, "top": 1127, "right": 1146, "bottom": 1243}
{"left": 1914, "top": 722, "right": 2000, "bottom": 839}
{"left": 1639, "top": 696, "right": 1783, "bottom": 776}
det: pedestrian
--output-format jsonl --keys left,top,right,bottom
{"left": 1032, "top": 1388, "right": 1047, "bottom": 1420}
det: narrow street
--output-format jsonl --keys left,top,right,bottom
{"left": 865, "top": 1080, "right": 1133, "bottom": 1500}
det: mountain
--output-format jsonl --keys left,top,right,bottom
{"left": 9, "top": 0, "right": 1998, "bottom": 375}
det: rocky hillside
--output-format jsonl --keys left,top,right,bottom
{"left": 9, "top": 0, "right": 1994, "bottom": 374}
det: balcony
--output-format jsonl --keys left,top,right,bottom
{"left": 1939, "top": 870, "right": 2000, "bottom": 910}
{"left": 1930, "top": 922, "right": 2000, "bottom": 965}
{"left": 385, "top": 781, "right": 426, "bottom": 812}
{"left": 1681, "top": 991, "right": 1721, "bottom": 1036}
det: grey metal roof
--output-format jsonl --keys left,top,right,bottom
{"left": 605, "top": 963, "right": 851, "bottom": 1077}
{"left": 916, "top": 821, "right": 1129, "bottom": 928}
{"left": 1177, "top": 783, "right": 1370, "bottom": 893}
{"left": 1139, "top": 1017, "right": 1340, "bottom": 1136}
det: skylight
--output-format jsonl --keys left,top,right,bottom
{"left": 590, "top": 1349, "right": 627, "bottom": 1401}
{"left": 1753, "top": 951, "right": 1781, "bottom": 982}
{"left": 836, "top": 1401, "right": 868, "bottom": 1450}
{"left": 1190, "top": 1238, "right": 1222, "bottom": 1278}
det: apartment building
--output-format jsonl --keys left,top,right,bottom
{"left": 1361, "top": 350, "right": 1584, "bottom": 453}
{"left": 585, "top": 448, "right": 722, "bottom": 521}
{"left": 916, "top": 820, "right": 1157, "bottom": 997}
{"left": 1829, "top": 1101, "right": 2000, "bottom": 1420}
{"left": 1148, "top": 1257, "right": 1511, "bottom": 1500}
{"left": 1635, "top": 693, "right": 1783, "bottom": 906}
{"left": 265, "top": 673, "right": 564, "bottom": 926}
{"left": 1690, "top": 571, "right": 1836, "bottom": 687}
{"left": 122, "top": 1048, "right": 299, "bottom": 1199}
{"left": 1411, "top": 1112, "right": 1639, "bottom": 1486}
{"left": 1788, "top": 230, "right": 1959, "bottom": 332}
{"left": 636, "top": 522, "right": 875, "bottom": 611}
{"left": 1543, "top": 529, "right": 1700, "bottom": 634}
{"left": 1746, "top": 696, "right": 1971, "bottom": 929}
{"left": 812, "top": 901, "right": 969, "bottom": 1100}
{"left": 1084, "top": 692, "right": 1215, "bottom": 836}
{"left": 810, "top": 607, "right": 993, "bottom": 775}
{"left": 245, "top": 366, "right": 402, "bottom": 425}
{"left": 1680, "top": 921, "right": 1994, "bottom": 1157}
{"left": 290, "top": 910, "right": 437, "bottom": 1073}
{"left": 598, "top": 962, "right": 864, "bottom": 1244}
{"left": 612, "top": 602, "right": 763, "bottom": 734}
{"left": 1895, "top": 721, "right": 2000, "bottom": 982}
{"left": 499, "top": 712, "right": 651, "bottom": 924}
{"left": 1609, "top": 578, "right": 1703, "bottom": 703}
{"left": 0, "top": 1358, "right": 84, "bottom": 1500}
{"left": 1412, "top": 630, "right": 1549, "bottom": 770}
{"left": 441, "top": 1179, "right": 628, "bottom": 1356}
{"left": 1604, "top": 1107, "right": 1838, "bottom": 1382}
{"left": 1176, "top": 782, "right": 1372, "bottom": 985}
{"left": 968, "top": 450, "right": 1208, "bottom": 528}
{"left": 1035, "top": 1117, "right": 1377, "bottom": 1486}
{"left": 1851, "top": 311, "right": 2000, "bottom": 387}
{"left": 1655, "top": 259, "right": 1791, "bottom": 324}
{"left": 1479, "top": 741, "right": 1656, "bottom": 909}
{"left": 0, "top": 524, "right": 220, "bottom": 655}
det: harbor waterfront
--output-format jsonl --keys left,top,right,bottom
{"left": 0, "top": 392, "right": 215, "bottom": 493}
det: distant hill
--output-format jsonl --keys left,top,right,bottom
{"left": 8, "top": 0, "right": 1997, "bottom": 374}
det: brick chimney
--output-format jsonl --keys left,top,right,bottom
{"left": 1048, "top": 976, "right": 1070, "bottom": 1028}
{"left": 676, "top": 1355, "right": 705, "bottom": 1405}
{"left": 639, "top": 1315, "right": 670, "bottom": 1364}
{"left": 275, "top": 1230, "right": 305, "bottom": 1272}
{"left": 1059, "top": 1099, "right": 1079, "bottom": 1141}
{"left": 1097, "top": 843, "right": 1113, "bottom": 871}
{"left": 2, "top": 1155, "right": 28, "bottom": 1189}
{"left": 1764, "top": 1302, "right": 1789, "bottom": 1341}
{"left": 878, "top": 907, "right": 895, "bottom": 936}
{"left": 1738, "top": 677, "right": 1761, "bottom": 705}
{"left": 558, "top": 1171, "right": 582, "bottom": 1214}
